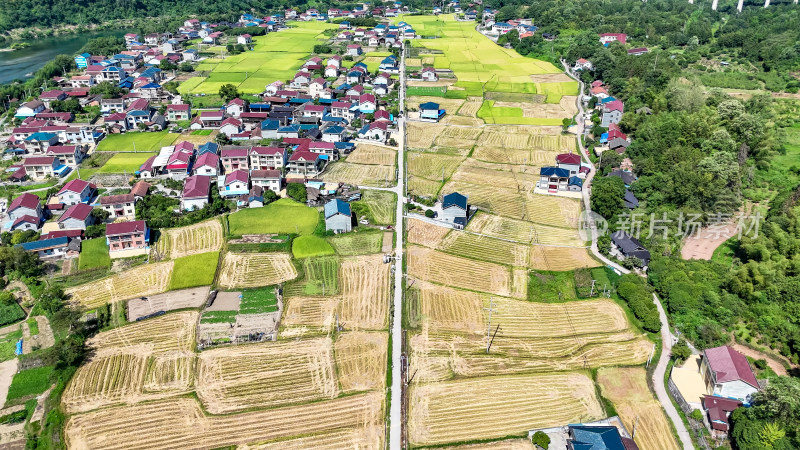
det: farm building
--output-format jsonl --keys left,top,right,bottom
{"left": 419, "top": 102, "right": 445, "bottom": 121}
{"left": 324, "top": 199, "right": 352, "bottom": 233}
{"left": 700, "top": 346, "right": 760, "bottom": 403}
{"left": 610, "top": 230, "right": 650, "bottom": 266}
{"left": 106, "top": 220, "right": 150, "bottom": 257}
{"left": 421, "top": 67, "right": 438, "bottom": 81}
{"left": 440, "top": 192, "right": 469, "bottom": 229}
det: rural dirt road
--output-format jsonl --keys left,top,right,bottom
{"left": 653, "top": 294, "right": 695, "bottom": 449}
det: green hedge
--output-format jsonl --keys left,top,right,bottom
{"left": 616, "top": 274, "right": 661, "bottom": 333}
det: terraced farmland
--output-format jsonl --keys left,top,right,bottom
{"left": 156, "top": 219, "right": 223, "bottom": 259}
{"left": 217, "top": 252, "right": 297, "bottom": 288}
{"left": 407, "top": 246, "right": 512, "bottom": 296}
{"left": 66, "top": 261, "right": 174, "bottom": 308}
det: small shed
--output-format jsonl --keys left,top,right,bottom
{"left": 324, "top": 199, "right": 352, "bottom": 233}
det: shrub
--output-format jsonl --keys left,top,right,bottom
{"left": 616, "top": 275, "right": 660, "bottom": 333}
{"left": 532, "top": 431, "right": 550, "bottom": 449}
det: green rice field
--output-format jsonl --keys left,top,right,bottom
{"left": 96, "top": 153, "right": 156, "bottom": 174}
{"left": 397, "top": 15, "right": 577, "bottom": 101}
{"left": 95, "top": 132, "right": 179, "bottom": 152}
{"left": 477, "top": 100, "right": 564, "bottom": 125}
{"left": 181, "top": 21, "right": 337, "bottom": 95}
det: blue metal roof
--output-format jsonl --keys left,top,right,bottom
{"left": 249, "top": 103, "right": 271, "bottom": 110}
{"left": 419, "top": 102, "right": 439, "bottom": 110}
{"left": 141, "top": 83, "right": 161, "bottom": 89}
{"left": 540, "top": 166, "right": 570, "bottom": 178}
{"left": 261, "top": 119, "right": 280, "bottom": 130}
{"left": 568, "top": 426, "right": 627, "bottom": 450}
{"left": 335, "top": 142, "right": 355, "bottom": 149}
{"left": 568, "top": 176, "right": 583, "bottom": 187}
{"left": 443, "top": 192, "right": 468, "bottom": 210}
{"left": 198, "top": 142, "right": 219, "bottom": 154}
{"left": 18, "top": 237, "right": 69, "bottom": 251}
{"left": 25, "top": 132, "right": 57, "bottom": 141}
{"left": 325, "top": 199, "right": 351, "bottom": 219}
{"left": 325, "top": 125, "right": 345, "bottom": 134}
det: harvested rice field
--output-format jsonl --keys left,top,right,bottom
{"left": 346, "top": 144, "right": 397, "bottom": 166}
{"left": 322, "top": 161, "right": 396, "bottom": 187}
{"left": 217, "top": 252, "right": 297, "bottom": 288}
{"left": 66, "top": 261, "right": 174, "bottom": 309}
{"left": 155, "top": 219, "right": 223, "bottom": 259}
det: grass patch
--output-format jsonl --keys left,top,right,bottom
{"left": 96, "top": 153, "right": 157, "bottom": 174}
{"left": 327, "top": 231, "right": 384, "bottom": 256}
{"left": 168, "top": 251, "right": 219, "bottom": 290}
{"left": 291, "top": 235, "right": 335, "bottom": 259}
{"left": 527, "top": 270, "right": 577, "bottom": 302}
{"left": 200, "top": 310, "right": 238, "bottom": 324}
{"left": 5, "top": 366, "right": 54, "bottom": 406}
{"left": 26, "top": 318, "right": 39, "bottom": 336}
{"left": 0, "top": 329, "right": 22, "bottom": 362}
{"left": 352, "top": 190, "right": 396, "bottom": 225}
{"left": 77, "top": 237, "right": 111, "bottom": 271}
{"left": 711, "top": 238, "right": 739, "bottom": 266}
{"left": 190, "top": 129, "right": 213, "bottom": 136}
{"left": 407, "top": 86, "right": 447, "bottom": 97}
{"left": 239, "top": 287, "right": 279, "bottom": 314}
{"left": 286, "top": 256, "right": 340, "bottom": 296}
{"left": 0, "top": 302, "right": 25, "bottom": 329}
{"left": 95, "top": 132, "right": 180, "bottom": 152}
{"left": 228, "top": 198, "right": 318, "bottom": 235}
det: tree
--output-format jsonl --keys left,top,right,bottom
{"left": 690, "top": 409, "right": 704, "bottom": 422}
{"left": 424, "top": 209, "right": 435, "bottom": 218}
{"left": 90, "top": 81, "right": 124, "bottom": 100}
{"left": 215, "top": 133, "right": 231, "bottom": 145}
{"left": 51, "top": 98, "right": 83, "bottom": 114}
{"left": 759, "top": 423, "right": 786, "bottom": 449}
{"left": 159, "top": 59, "right": 177, "bottom": 71}
{"left": 531, "top": 431, "right": 550, "bottom": 449}
{"left": 178, "top": 62, "right": 194, "bottom": 73}
{"left": 219, "top": 84, "right": 239, "bottom": 103}
{"left": 38, "top": 285, "right": 65, "bottom": 316}
{"left": 671, "top": 339, "right": 691, "bottom": 363}
{"left": 287, "top": 183, "right": 307, "bottom": 203}
{"left": 590, "top": 176, "right": 626, "bottom": 219}
{"left": 91, "top": 208, "right": 110, "bottom": 222}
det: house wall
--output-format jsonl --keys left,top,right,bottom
{"left": 182, "top": 197, "right": 208, "bottom": 211}
{"left": 716, "top": 380, "right": 758, "bottom": 403}
{"left": 102, "top": 202, "right": 135, "bottom": 218}
{"left": 252, "top": 179, "right": 281, "bottom": 194}
{"left": 60, "top": 191, "right": 87, "bottom": 205}
{"left": 601, "top": 110, "right": 622, "bottom": 127}
{"left": 108, "top": 233, "right": 147, "bottom": 251}
{"left": 8, "top": 206, "right": 40, "bottom": 221}
{"left": 59, "top": 217, "right": 89, "bottom": 230}
{"left": 195, "top": 166, "right": 217, "bottom": 176}
{"left": 325, "top": 214, "right": 352, "bottom": 232}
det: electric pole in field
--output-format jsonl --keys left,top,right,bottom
{"left": 485, "top": 297, "right": 496, "bottom": 353}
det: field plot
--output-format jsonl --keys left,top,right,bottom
{"left": 346, "top": 144, "right": 397, "bottom": 166}
{"left": 63, "top": 312, "right": 197, "bottom": 414}
{"left": 228, "top": 198, "right": 318, "bottom": 235}
{"left": 407, "top": 246, "right": 511, "bottom": 296}
{"left": 327, "top": 232, "right": 383, "bottom": 256}
{"left": 339, "top": 254, "right": 391, "bottom": 330}
{"left": 184, "top": 22, "right": 337, "bottom": 95}
{"left": 406, "top": 281, "right": 484, "bottom": 334}
{"left": 407, "top": 218, "right": 451, "bottom": 248}
{"left": 285, "top": 255, "right": 340, "bottom": 297}
{"left": 597, "top": 368, "right": 680, "bottom": 450}
{"left": 127, "top": 287, "right": 210, "bottom": 321}
{"left": 322, "top": 161, "right": 395, "bottom": 187}
{"left": 408, "top": 373, "right": 603, "bottom": 446}
{"left": 457, "top": 96, "right": 484, "bottom": 117}
{"left": 465, "top": 212, "right": 584, "bottom": 247}
{"left": 408, "top": 152, "right": 465, "bottom": 182}
{"left": 334, "top": 332, "right": 388, "bottom": 392}
{"left": 355, "top": 189, "right": 396, "bottom": 225}
{"left": 217, "top": 253, "right": 297, "bottom": 288}
{"left": 95, "top": 132, "right": 179, "bottom": 152}
{"left": 445, "top": 440, "right": 534, "bottom": 450}
{"left": 96, "top": 153, "right": 156, "bottom": 174}
{"left": 196, "top": 338, "right": 338, "bottom": 414}
{"left": 438, "top": 232, "right": 529, "bottom": 267}
{"left": 156, "top": 219, "right": 223, "bottom": 259}
{"left": 66, "top": 261, "right": 174, "bottom": 308}
{"left": 407, "top": 122, "right": 446, "bottom": 149}
{"left": 65, "top": 392, "right": 384, "bottom": 449}
{"left": 399, "top": 15, "right": 576, "bottom": 100}
{"left": 408, "top": 176, "right": 444, "bottom": 197}
{"left": 529, "top": 246, "right": 599, "bottom": 271}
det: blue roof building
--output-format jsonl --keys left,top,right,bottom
{"left": 568, "top": 426, "right": 629, "bottom": 450}
{"left": 197, "top": 142, "right": 219, "bottom": 155}
{"left": 324, "top": 199, "right": 352, "bottom": 233}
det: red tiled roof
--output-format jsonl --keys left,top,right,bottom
{"left": 195, "top": 152, "right": 219, "bottom": 168}
{"left": 250, "top": 146, "right": 283, "bottom": 156}
{"left": 702, "top": 396, "right": 742, "bottom": 431}
{"left": 221, "top": 148, "right": 248, "bottom": 158}
{"left": 225, "top": 169, "right": 249, "bottom": 185}
{"left": 131, "top": 181, "right": 151, "bottom": 197}
{"left": 182, "top": 175, "right": 211, "bottom": 199}
{"left": 40, "top": 229, "right": 82, "bottom": 240}
{"left": 604, "top": 100, "right": 624, "bottom": 113}
{"left": 59, "top": 203, "right": 93, "bottom": 222}
{"left": 106, "top": 220, "right": 147, "bottom": 236}
{"left": 251, "top": 169, "right": 281, "bottom": 179}
{"left": 59, "top": 179, "right": 95, "bottom": 195}
{"left": 167, "top": 104, "right": 190, "bottom": 111}
{"left": 22, "top": 156, "right": 57, "bottom": 166}
{"left": 99, "top": 193, "right": 135, "bottom": 205}
{"left": 289, "top": 151, "right": 320, "bottom": 162}
{"left": 556, "top": 153, "right": 581, "bottom": 165}
{"left": 9, "top": 193, "right": 40, "bottom": 212}
{"left": 12, "top": 215, "right": 39, "bottom": 228}
{"left": 704, "top": 346, "right": 759, "bottom": 388}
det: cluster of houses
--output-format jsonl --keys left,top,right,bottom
{"left": 291, "top": 2, "right": 410, "bottom": 22}
{"left": 598, "top": 33, "right": 650, "bottom": 55}
{"left": 335, "top": 20, "right": 417, "bottom": 47}
{"left": 7, "top": 179, "right": 152, "bottom": 260}
{"left": 486, "top": 18, "right": 538, "bottom": 38}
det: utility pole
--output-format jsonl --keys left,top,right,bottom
{"left": 590, "top": 279, "right": 596, "bottom": 297}
{"left": 485, "top": 297, "right": 496, "bottom": 353}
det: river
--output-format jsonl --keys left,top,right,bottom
{"left": 0, "top": 30, "right": 127, "bottom": 85}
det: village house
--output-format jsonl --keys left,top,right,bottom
{"left": 555, "top": 153, "right": 582, "bottom": 176}
{"left": 574, "top": 58, "right": 593, "bottom": 71}
{"left": 601, "top": 100, "right": 624, "bottom": 127}
{"left": 57, "top": 179, "right": 95, "bottom": 205}
{"left": 249, "top": 146, "right": 286, "bottom": 170}
{"left": 219, "top": 118, "right": 244, "bottom": 138}
{"left": 39, "top": 90, "right": 68, "bottom": 108}
{"left": 17, "top": 237, "right": 79, "bottom": 260}
{"left": 702, "top": 396, "right": 743, "bottom": 439}
{"left": 99, "top": 193, "right": 136, "bottom": 220}
{"left": 610, "top": 230, "right": 651, "bottom": 266}
{"left": 700, "top": 346, "right": 760, "bottom": 403}
{"left": 193, "top": 152, "right": 220, "bottom": 176}
{"left": 106, "top": 220, "right": 149, "bottom": 256}
{"left": 195, "top": 111, "right": 225, "bottom": 128}
{"left": 250, "top": 170, "right": 282, "bottom": 194}
{"left": 7, "top": 194, "right": 43, "bottom": 229}
{"left": 57, "top": 203, "right": 94, "bottom": 231}
{"left": 220, "top": 146, "right": 250, "bottom": 172}
{"left": 322, "top": 125, "right": 346, "bottom": 143}
{"left": 20, "top": 156, "right": 62, "bottom": 180}
{"left": 24, "top": 132, "right": 59, "bottom": 154}
{"left": 324, "top": 199, "right": 352, "bottom": 233}
{"left": 287, "top": 151, "right": 322, "bottom": 176}
{"left": 220, "top": 170, "right": 250, "bottom": 197}
{"left": 420, "top": 102, "right": 444, "bottom": 121}
{"left": 599, "top": 33, "right": 627, "bottom": 46}
{"left": 181, "top": 175, "right": 211, "bottom": 211}
{"left": 440, "top": 192, "right": 469, "bottom": 229}
{"left": 421, "top": 67, "right": 438, "bottom": 82}
{"left": 538, "top": 167, "right": 570, "bottom": 192}
{"left": 101, "top": 98, "right": 125, "bottom": 115}
{"left": 346, "top": 44, "right": 363, "bottom": 56}
{"left": 166, "top": 104, "right": 191, "bottom": 121}
{"left": 359, "top": 121, "right": 389, "bottom": 142}
{"left": 225, "top": 98, "right": 247, "bottom": 118}
{"left": 45, "top": 145, "right": 85, "bottom": 166}
{"left": 15, "top": 100, "right": 45, "bottom": 119}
